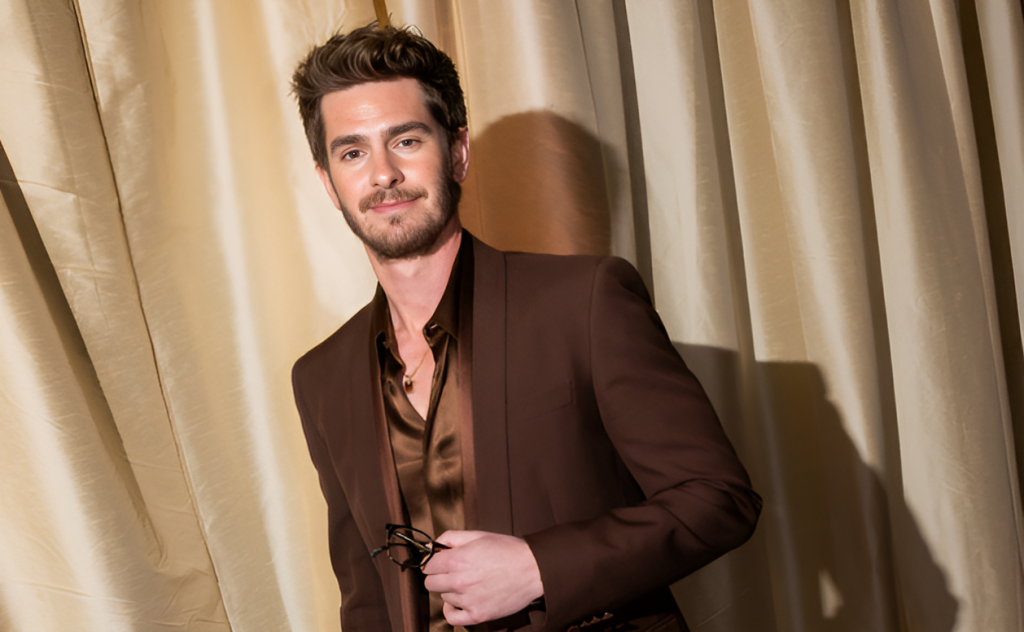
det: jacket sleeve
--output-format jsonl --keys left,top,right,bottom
{"left": 292, "top": 362, "right": 392, "bottom": 631}
{"left": 523, "top": 256, "right": 762, "bottom": 629}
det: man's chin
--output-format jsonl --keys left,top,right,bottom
{"left": 340, "top": 174, "right": 460, "bottom": 261}
{"left": 359, "top": 218, "right": 457, "bottom": 261}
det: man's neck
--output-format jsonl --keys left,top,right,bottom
{"left": 367, "top": 219, "right": 463, "bottom": 339}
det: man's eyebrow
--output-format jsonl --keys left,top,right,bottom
{"left": 385, "top": 121, "right": 432, "bottom": 138}
{"left": 328, "top": 121, "right": 434, "bottom": 158}
{"left": 329, "top": 133, "right": 366, "bottom": 156}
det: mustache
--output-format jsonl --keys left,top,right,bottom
{"left": 359, "top": 187, "right": 428, "bottom": 213}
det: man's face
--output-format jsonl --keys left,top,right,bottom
{"left": 315, "top": 78, "right": 469, "bottom": 260}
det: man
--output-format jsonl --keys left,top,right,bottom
{"left": 291, "top": 22, "right": 761, "bottom": 632}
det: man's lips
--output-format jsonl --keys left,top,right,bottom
{"left": 368, "top": 197, "right": 418, "bottom": 213}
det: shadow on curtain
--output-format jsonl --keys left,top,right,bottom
{"left": 676, "top": 345, "right": 958, "bottom": 632}
{"left": 461, "top": 110, "right": 613, "bottom": 256}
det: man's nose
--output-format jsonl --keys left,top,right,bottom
{"left": 372, "top": 151, "right": 402, "bottom": 188}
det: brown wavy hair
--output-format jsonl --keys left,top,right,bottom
{"left": 292, "top": 23, "right": 467, "bottom": 170}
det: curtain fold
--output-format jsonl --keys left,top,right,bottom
{"left": 68, "top": 1, "right": 369, "bottom": 630}
{"left": 0, "top": 1, "right": 231, "bottom": 630}
{"left": 2, "top": 1, "right": 1023, "bottom": 631}
{"left": 850, "top": 3, "right": 1022, "bottom": 629}
{"left": 975, "top": 0, "right": 1024, "bottom": 518}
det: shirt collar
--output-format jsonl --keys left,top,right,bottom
{"left": 370, "top": 235, "right": 466, "bottom": 354}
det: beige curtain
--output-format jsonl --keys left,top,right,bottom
{"left": 2, "top": 1, "right": 1022, "bottom": 631}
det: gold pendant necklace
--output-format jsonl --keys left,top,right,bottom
{"left": 403, "top": 350, "right": 429, "bottom": 393}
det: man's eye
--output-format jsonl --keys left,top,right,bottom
{"left": 397, "top": 139, "right": 418, "bottom": 148}
{"left": 343, "top": 150, "right": 362, "bottom": 160}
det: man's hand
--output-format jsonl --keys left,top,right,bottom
{"left": 422, "top": 530, "right": 544, "bottom": 626}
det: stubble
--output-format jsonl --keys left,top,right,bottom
{"left": 336, "top": 160, "right": 460, "bottom": 260}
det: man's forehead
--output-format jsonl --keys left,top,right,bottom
{"left": 320, "top": 78, "right": 433, "bottom": 130}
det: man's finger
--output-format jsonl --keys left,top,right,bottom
{"left": 438, "top": 590, "right": 468, "bottom": 610}
{"left": 422, "top": 570, "right": 455, "bottom": 592}
{"left": 443, "top": 601, "right": 480, "bottom": 627}
{"left": 434, "top": 529, "right": 487, "bottom": 548}
{"left": 421, "top": 549, "right": 449, "bottom": 575}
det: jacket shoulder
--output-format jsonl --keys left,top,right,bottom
{"left": 292, "top": 302, "right": 373, "bottom": 384}
{"left": 469, "top": 231, "right": 647, "bottom": 292}
{"left": 501, "top": 249, "right": 652, "bottom": 304}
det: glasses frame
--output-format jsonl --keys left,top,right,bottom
{"left": 370, "top": 523, "right": 451, "bottom": 570}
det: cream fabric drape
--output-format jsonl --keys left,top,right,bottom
{"left": 2, "top": 1, "right": 1022, "bottom": 631}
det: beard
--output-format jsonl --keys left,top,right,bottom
{"left": 336, "top": 159, "right": 462, "bottom": 260}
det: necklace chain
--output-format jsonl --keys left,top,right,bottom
{"left": 403, "top": 349, "right": 430, "bottom": 392}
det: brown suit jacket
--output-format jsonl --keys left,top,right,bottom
{"left": 292, "top": 234, "right": 761, "bottom": 632}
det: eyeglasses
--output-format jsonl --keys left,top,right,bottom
{"left": 370, "top": 523, "right": 451, "bottom": 570}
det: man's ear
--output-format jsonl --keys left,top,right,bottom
{"left": 315, "top": 165, "right": 342, "bottom": 210}
{"left": 450, "top": 127, "right": 470, "bottom": 183}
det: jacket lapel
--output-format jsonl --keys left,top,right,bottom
{"left": 466, "top": 236, "right": 514, "bottom": 535}
{"left": 357, "top": 305, "right": 420, "bottom": 632}
{"left": 357, "top": 234, "right": 515, "bottom": 631}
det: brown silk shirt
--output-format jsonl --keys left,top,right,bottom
{"left": 372, "top": 249, "right": 467, "bottom": 632}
